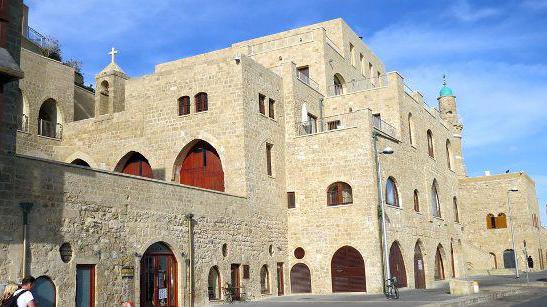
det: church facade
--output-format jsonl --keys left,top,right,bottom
{"left": 0, "top": 2, "right": 545, "bottom": 306}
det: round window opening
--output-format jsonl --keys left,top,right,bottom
{"left": 59, "top": 242, "right": 73, "bottom": 263}
{"left": 269, "top": 244, "right": 274, "bottom": 256}
{"left": 222, "top": 243, "right": 228, "bottom": 257}
{"left": 294, "top": 247, "right": 305, "bottom": 259}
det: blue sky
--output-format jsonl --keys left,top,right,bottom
{"left": 26, "top": 0, "right": 547, "bottom": 225}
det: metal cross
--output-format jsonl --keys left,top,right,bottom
{"left": 108, "top": 47, "right": 118, "bottom": 63}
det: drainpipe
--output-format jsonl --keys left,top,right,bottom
{"left": 19, "top": 202, "right": 33, "bottom": 278}
{"left": 185, "top": 213, "right": 194, "bottom": 307}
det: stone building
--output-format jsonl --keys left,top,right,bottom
{"left": 0, "top": 2, "right": 545, "bottom": 306}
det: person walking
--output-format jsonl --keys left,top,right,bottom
{"left": 10, "top": 276, "right": 36, "bottom": 307}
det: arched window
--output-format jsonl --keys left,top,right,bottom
{"left": 32, "top": 276, "right": 56, "bottom": 307}
{"left": 71, "top": 159, "right": 90, "bottom": 167}
{"left": 99, "top": 80, "right": 109, "bottom": 115}
{"left": 208, "top": 266, "right": 221, "bottom": 300}
{"left": 427, "top": 130, "right": 434, "bottom": 158}
{"left": 413, "top": 190, "right": 420, "bottom": 212}
{"left": 115, "top": 151, "right": 153, "bottom": 178}
{"left": 408, "top": 113, "right": 415, "bottom": 146}
{"left": 385, "top": 177, "right": 399, "bottom": 207}
{"left": 175, "top": 140, "right": 225, "bottom": 191}
{"left": 260, "top": 265, "right": 270, "bottom": 294}
{"left": 195, "top": 92, "right": 208, "bottom": 112}
{"left": 178, "top": 96, "right": 190, "bottom": 115}
{"left": 446, "top": 140, "right": 453, "bottom": 170}
{"left": 453, "top": 196, "right": 459, "bottom": 223}
{"left": 327, "top": 182, "right": 353, "bottom": 206}
{"left": 486, "top": 213, "right": 496, "bottom": 229}
{"left": 497, "top": 213, "right": 507, "bottom": 228}
{"left": 431, "top": 179, "right": 441, "bottom": 218}
{"left": 38, "top": 99, "right": 62, "bottom": 138}
{"left": 333, "top": 74, "right": 345, "bottom": 95}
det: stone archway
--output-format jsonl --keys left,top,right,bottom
{"left": 140, "top": 242, "right": 178, "bottom": 307}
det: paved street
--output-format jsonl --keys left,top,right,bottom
{"left": 228, "top": 271, "right": 547, "bottom": 306}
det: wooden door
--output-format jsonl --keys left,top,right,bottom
{"left": 277, "top": 263, "right": 284, "bottom": 296}
{"left": 434, "top": 248, "right": 445, "bottom": 280}
{"left": 230, "top": 264, "right": 241, "bottom": 300}
{"left": 503, "top": 250, "right": 515, "bottom": 268}
{"left": 140, "top": 243, "right": 177, "bottom": 307}
{"left": 180, "top": 141, "right": 224, "bottom": 191}
{"left": 389, "top": 242, "right": 407, "bottom": 287}
{"left": 414, "top": 244, "right": 426, "bottom": 289}
{"left": 76, "top": 265, "right": 95, "bottom": 307}
{"left": 331, "top": 246, "right": 366, "bottom": 292}
{"left": 290, "top": 263, "right": 311, "bottom": 293}
{"left": 122, "top": 153, "right": 153, "bottom": 178}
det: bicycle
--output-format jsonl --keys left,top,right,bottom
{"left": 384, "top": 276, "right": 399, "bottom": 299}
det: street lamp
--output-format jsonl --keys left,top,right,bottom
{"left": 507, "top": 188, "right": 519, "bottom": 278}
{"left": 374, "top": 140, "right": 394, "bottom": 290}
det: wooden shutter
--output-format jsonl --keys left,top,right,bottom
{"left": 497, "top": 214, "right": 507, "bottom": 228}
{"left": 287, "top": 192, "right": 295, "bottom": 209}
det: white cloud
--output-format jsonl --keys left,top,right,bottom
{"left": 448, "top": 0, "right": 500, "bottom": 22}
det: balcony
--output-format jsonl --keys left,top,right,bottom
{"left": 24, "top": 26, "right": 49, "bottom": 48}
{"left": 372, "top": 115, "right": 398, "bottom": 139}
{"left": 296, "top": 70, "right": 320, "bottom": 91}
{"left": 38, "top": 119, "right": 62, "bottom": 139}
{"left": 296, "top": 112, "right": 361, "bottom": 136}
{"left": 328, "top": 75, "right": 388, "bottom": 97}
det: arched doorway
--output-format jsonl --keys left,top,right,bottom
{"left": 175, "top": 140, "right": 224, "bottom": 191}
{"left": 71, "top": 159, "right": 90, "bottom": 167}
{"left": 290, "top": 263, "right": 311, "bottom": 293}
{"left": 389, "top": 241, "right": 407, "bottom": 288}
{"left": 434, "top": 244, "right": 445, "bottom": 280}
{"left": 503, "top": 249, "right": 516, "bottom": 268}
{"left": 38, "top": 99, "right": 61, "bottom": 138}
{"left": 331, "top": 246, "right": 366, "bottom": 292}
{"left": 208, "top": 266, "right": 221, "bottom": 301}
{"left": 115, "top": 151, "right": 153, "bottom": 178}
{"left": 414, "top": 242, "right": 426, "bottom": 289}
{"left": 140, "top": 242, "right": 178, "bottom": 307}
{"left": 489, "top": 252, "right": 498, "bottom": 269}
{"left": 32, "top": 276, "right": 56, "bottom": 307}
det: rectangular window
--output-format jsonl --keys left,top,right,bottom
{"left": 349, "top": 43, "right": 355, "bottom": 66}
{"left": 327, "top": 120, "right": 340, "bottom": 130}
{"left": 178, "top": 96, "right": 190, "bottom": 115}
{"left": 259, "top": 94, "right": 265, "bottom": 115}
{"left": 360, "top": 53, "right": 365, "bottom": 75}
{"left": 268, "top": 98, "right": 275, "bottom": 119}
{"left": 76, "top": 264, "right": 95, "bottom": 307}
{"left": 195, "top": 93, "right": 208, "bottom": 112}
{"left": 266, "top": 143, "right": 273, "bottom": 176}
{"left": 243, "top": 265, "right": 250, "bottom": 279}
{"left": 287, "top": 192, "right": 295, "bottom": 209}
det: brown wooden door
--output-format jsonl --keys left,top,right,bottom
{"left": 389, "top": 242, "right": 407, "bottom": 288}
{"left": 230, "top": 264, "right": 241, "bottom": 300}
{"left": 122, "top": 153, "right": 153, "bottom": 178}
{"left": 414, "top": 244, "right": 426, "bottom": 289}
{"left": 331, "top": 246, "right": 366, "bottom": 292}
{"left": 180, "top": 141, "right": 224, "bottom": 191}
{"left": 277, "top": 263, "right": 284, "bottom": 296}
{"left": 434, "top": 248, "right": 445, "bottom": 280}
{"left": 290, "top": 263, "right": 311, "bottom": 293}
{"left": 140, "top": 243, "right": 178, "bottom": 307}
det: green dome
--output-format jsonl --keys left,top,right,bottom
{"left": 439, "top": 85, "right": 454, "bottom": 97}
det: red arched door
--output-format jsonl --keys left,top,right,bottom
{"left": 414, "top": 243, "right": 426, "bottom": 289}
{"left": 179, "top": 141, "right": 224, "bottom": 191}
{"left": 331, "top": 246, "right": 366, "bottom": 292}
{"left": 118, "top": 152, "right": 153, "bottom": 178}
{"left": 140, "top": 242, "right": 177, "bottom": 307}
{"left": 389, "top": 242, "right": 407, "bottom": 288}
{"left": 290, "top": 263, "right": 311, "bottom": 293}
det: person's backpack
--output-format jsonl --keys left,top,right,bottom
{"left": 1, "top": 289, "right": 27, "bottom": 307}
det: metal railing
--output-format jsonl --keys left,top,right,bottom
{"left": 296, "top": 70, "right": 320, "bottom": 91}
{"left": 296, "top": 112, "right": 360, "bottom": 136}
{"left": 38, "top": 119, "right": 62, "bottom": 139}
{"left": 25, "top": 26, "right": 49, "bottom": 48}
{"left": 328, "top": 75, "right": 388, "bottom": 96}
{"left": 372, "top": 115, "right": 397, "bottom": 139}
{"left": 17, "top": 114, "right": 29, "bottom": 133}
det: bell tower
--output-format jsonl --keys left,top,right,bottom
{"left": 95, "top": 47, "right": 128, "bottom": 116}
{"left": 437, "top": 75, "right": 466, "bottom": 177}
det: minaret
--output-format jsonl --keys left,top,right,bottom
{"left": 437, "top": 75, "right": 466, "bottom": 177}
{"left": 95, "top": 47, "right": 128, "bottom": 116}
